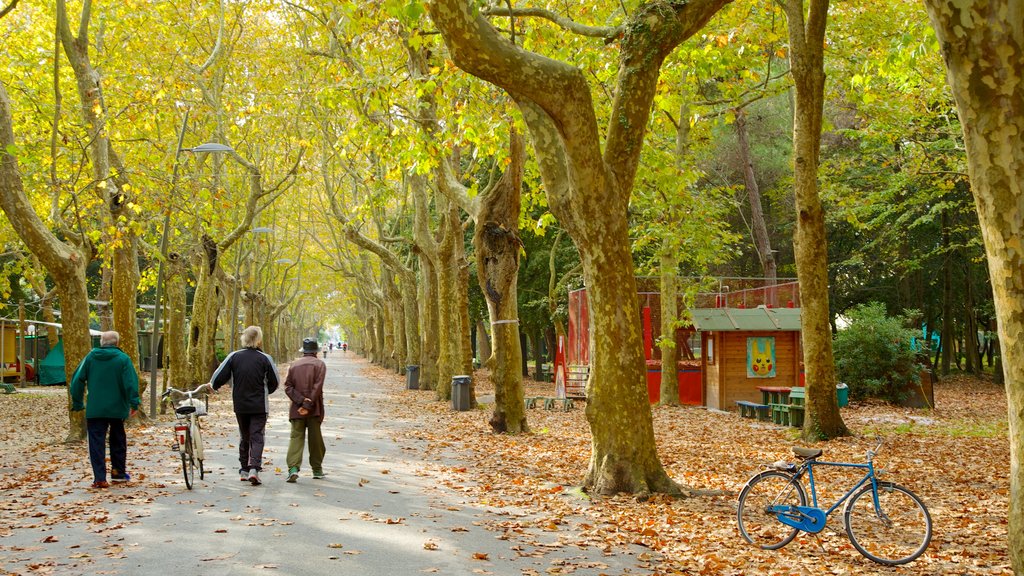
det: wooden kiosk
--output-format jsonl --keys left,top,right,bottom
{"left": 691, "top": 307, "right": 803, "bottom": 411}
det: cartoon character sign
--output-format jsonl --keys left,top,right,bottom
{"left": 747, "top": 337, "right": 776, "bottom": 378}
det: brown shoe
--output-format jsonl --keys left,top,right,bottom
{"left": 91, "top": 481, "right": 110, "bottom": 489}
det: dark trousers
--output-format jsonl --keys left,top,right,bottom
{"left": 87, "top": 418, "right": 127, "bottom": 482}
{"left": 235, "top": 413, "right": 268, "bottom": 472}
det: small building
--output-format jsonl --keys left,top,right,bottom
{"left": 691, "top": 307, "right": 803, "bottom": 410}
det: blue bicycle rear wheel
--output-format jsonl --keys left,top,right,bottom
{"left": 737, "top": 470, "right": 807, "bottom": 550}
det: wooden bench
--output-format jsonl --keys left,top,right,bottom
{"left": 736, "top": 400, "right": 770, "bottom": 421}
{"left": 788, "top": 388, "right": 805, "bottom": 428}
{"left": 771, "top": 403, "right": 791, "bottom": 426}
{"left": 524, "top": 396, "right": 574, "bottom": 411}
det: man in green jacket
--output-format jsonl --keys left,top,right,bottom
{"left": 71, "top": 331, "right": 140, "bottom": 489}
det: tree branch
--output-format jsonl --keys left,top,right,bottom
{"left": 0, "top": 0, "right": 19, "bottom": 20}
{"left": 481, "top": 6, "right": 622, "bottom": 40}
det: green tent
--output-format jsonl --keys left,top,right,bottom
{"left": 38, "top": 338, "right": 66, "bottom": 386}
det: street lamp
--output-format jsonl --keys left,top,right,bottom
{"left": 148, "top": 112, "right": 234, "bottom": 415}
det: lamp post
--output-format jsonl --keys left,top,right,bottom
{"left": 147, "top": 116, "right": 235, "bottom": 415}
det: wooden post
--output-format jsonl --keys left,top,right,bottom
{"left": 18, "top": 301, "right": 25, "bottom": 386}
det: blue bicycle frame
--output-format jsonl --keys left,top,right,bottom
{"left": 770, "top": 457, "right": 881, "bottom": 534}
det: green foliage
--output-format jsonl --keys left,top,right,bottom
{"left": 833, "top": 302, "right": 922, "bottom": 403}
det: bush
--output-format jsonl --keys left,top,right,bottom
{"left": 833, "top": 303, "right": 922, "bottom": 403}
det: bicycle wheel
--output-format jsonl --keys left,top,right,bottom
{"left": 844, "top": 481, "right": 932, "bottom": 565}
{"left": 181, "top": 427, "right": 195, "bottom": 490}
{"left": 192, "top": 421, "right": 205, "bottom": 480}
{"left": 737, "top": 470, "right": 807, "bottom": 550}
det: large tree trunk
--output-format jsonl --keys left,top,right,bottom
{"left": 434, "top": 196, "right": 465, "bottom": 401}
{"left": 1, "top": 83, "right": 91, "bottom": 442}
{"left": 428, "top": 0, "right": 729, "bottom": 495}
{"left": 166, "top": 254, "right": 189, "bottom": 395}
{"left": 475, "top": 131, "right": 527, "bottom": 433}
{"left": 659, "top": 249, "right": 680, "bottom": 406}
{"left": 56, "top": 0, "right": 144, "bottom": 398}
{"left": 922, "top": 3, "right": 1024, "bottom": 571}
{"left": 187, "top": 237, "right": 220, "bottom": 385}
{"left": 113, "top": 238, "right": 143, "bottom": 405}
{"left": 781, "top": 0, "right": 848, "bottom": 441}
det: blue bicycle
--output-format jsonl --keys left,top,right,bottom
{"left": 737, "top": 438, "right": 932, "bottom": 565}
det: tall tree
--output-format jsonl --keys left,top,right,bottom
{"left": 0, "top": 82, "right": 91, "bottom": 442}
{"left": 55, "top": 0, "right": 144, "bottom": 405}
{"left": 922, "top": 1, "right": 1024, "bottom": 571}
{"left": 428, "top": 0, "right": 731, "bottom": 494}
{"left": 779, "top": 0, "right": 848, "bottom": 440}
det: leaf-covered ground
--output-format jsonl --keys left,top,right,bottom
{"left": 370, "top": 368, "right": 1011, "bottom": 575}
{"left": 0, "top": 369, "right": 1010, "bottom": 575}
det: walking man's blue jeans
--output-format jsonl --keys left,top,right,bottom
{"left": 87, "top": 418, "right": 127, "bottom": 483}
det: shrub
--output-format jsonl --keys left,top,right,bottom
{"left": 833, "top": 302, "right": 922, "bottom": 403}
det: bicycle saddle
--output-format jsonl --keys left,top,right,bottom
{"left": 175, "top": 405, "right": 197, "bottom": 415}
{"left": 793, "top": 447, "right": 822, "bottom": 459}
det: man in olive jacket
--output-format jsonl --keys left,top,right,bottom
{"left": 284, "top": 338, "right": 327, "bottom": 482}
{"left": 70, "top": 331, "right": 140, "bottom": 489}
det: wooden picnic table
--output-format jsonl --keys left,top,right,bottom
{"left": 757, "top": 385, "right": 792, "bottom": 405}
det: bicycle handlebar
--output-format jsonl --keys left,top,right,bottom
{"left": 866, "top": 435, "right": 884, "bottom": 461}
{"left": 161, "top": 383, "right": 213, "bottom": 400}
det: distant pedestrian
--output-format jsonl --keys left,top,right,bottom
{"left": 210, "top": 325, "right": 279, "bottom": 486}
{"left": 70, "top": 331, "right": 140, "bottom": 489}
{"left": 322, "top": 343, "right": 328, "bottom": 359}
{"left": 285, "top": 338, "right": 327, "bottom": 482}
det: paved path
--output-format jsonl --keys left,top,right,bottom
{"left": 2, "top": 353, "right": 651, "bottom": 575}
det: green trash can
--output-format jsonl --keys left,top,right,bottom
{"left": 836, "top": 383, "right": 849, "bottom": 407}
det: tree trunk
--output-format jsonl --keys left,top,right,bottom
{"left": 735, "top": 108, "right": 777, "bottom": 285}
{"left": 532, "top": 329, "right": 545, "bottom": 382}
{"left": 166, "top": 254, "right": 189, "bottom": 394}
{"left": 434, "top": 196, "right": 465, "bottom": 401}
{"left": 922, "top": 3, "right": 1024, "bottom": 570}
{"left": 97, "top": 267, "right": 113, "bottom": 330}
{"left": 187, "top": 237, "right": 220, "bottom": 385}
{"left": 428, "top": 0, "right": 730, "bottom": 495}
{"left": 113, "top": 237, "right": 143, "bottom": 408}
{"left": 1, "top": 82, "right": 90, "bottom": 442}
{"left": 964, "top": 259, "right": 978, "bottom": 374}
{"left": 475, "top": 319, "right": 492, "bottom": 366}
{"left": 941, "top": 209, "right": 953, "bottom": 375}
{"left": 659, "top": 249, "right": 680, "bottom": 406}
{"left": 780, "top": 0, "right": 848, "bottom": 441}
{"left": 474, "top": 131, "right": 527, "bottom": 433}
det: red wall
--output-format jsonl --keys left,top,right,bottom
{"left": 646, "top": 369, "right": 702, "bottom": 405}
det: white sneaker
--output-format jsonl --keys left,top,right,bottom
{"left": 239, "top": 469, "right": 249, "bottom": 482}
{"left": 248, "top": 470, "right": 261, "bottom": 486}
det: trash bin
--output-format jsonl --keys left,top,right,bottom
{"left": 836, "top": 382, "right": 849, "bottom": 408}
{"left": 406, "top": 365, "right": 420, "bottom": 390}
{"left": 451, "top": 375, "right": 472, "bottom": 411}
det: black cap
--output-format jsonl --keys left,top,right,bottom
{"left": 302, "top": 338, "right": 320, "bottom": 353}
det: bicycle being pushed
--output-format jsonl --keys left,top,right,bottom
{"left": 161, "top": 383, "right": 213, "bottom": 490}
{"left": 737, "top": 437, "right": 932, "bottom": 566}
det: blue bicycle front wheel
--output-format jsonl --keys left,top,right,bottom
{"left": 737, "top": 470, "right": 807, "bottom": 550}
{"left": 844, "top": 481, "right": 932, "bottom": 565}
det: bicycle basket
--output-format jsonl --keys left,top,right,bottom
{"left": 176, "top": 398, "right": 207, "bottom": 416}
